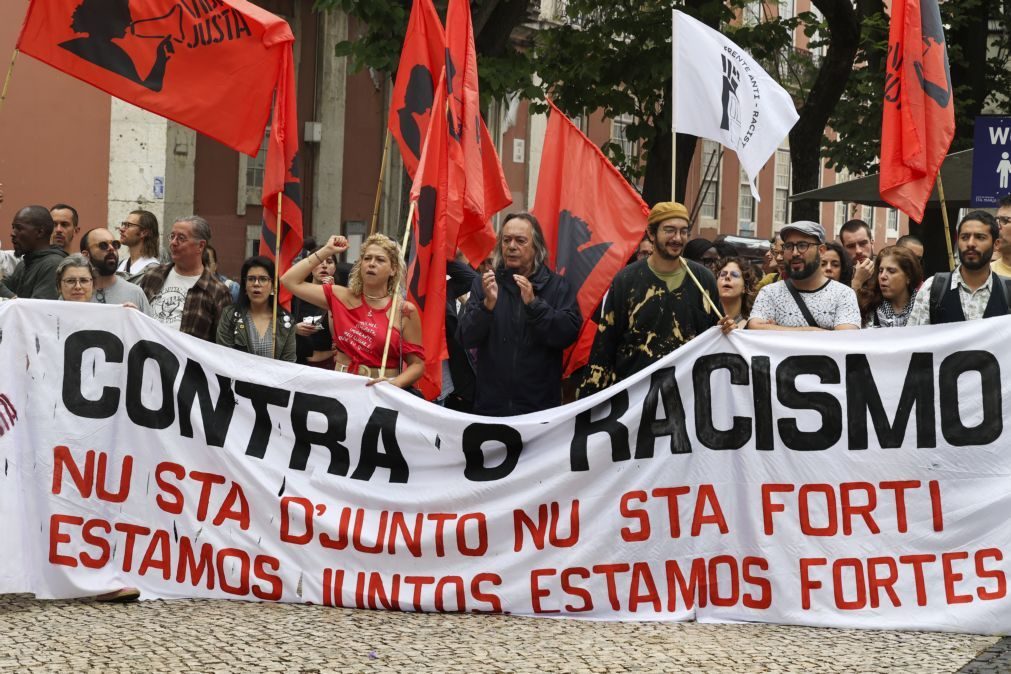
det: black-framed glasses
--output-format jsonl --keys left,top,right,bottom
{"left": 782, "top": 242, "right": 815, "bottom": 253}
{"left": 119, "top": 221, "right": 139, "bottom": 230}
{"left": 91, "top": 240, "right": 121, "bottom": 252}
{"left": 997, "top": 216, "right": 1011, "bottom": 228}
{"left": 702, "top": 257, "right": 720, "bottom": 268}
{"left": 246, "top": 275, "right": 272, "bottom": 285}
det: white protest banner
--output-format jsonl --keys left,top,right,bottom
{"left": 1, "top": 300, "right": 1009, "bottom": 633}
{"left": 673, "top": 10, "right": 799, "bottom": 200}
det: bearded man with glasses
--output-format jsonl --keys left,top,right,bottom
{"left": 747, "top": 221, "right": 861, "bottom": 331}
{"left": 79, "top": 227, "right": 152, "bottom": 314}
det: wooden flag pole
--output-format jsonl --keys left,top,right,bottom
{"left": 937, "top": 176, "right": 955, "bottom": 271}
{"left": 369, "top": 128, "right": 393, "bottom": 236}
{"left": 682, "top": 258, "right": 725, "bottom": 321}
{"left": 272, "top": 192, "right": 283, "bottom": 359}
{"left": 378, "top": 199, "right": 416, "bottom": 379}
{"left": 0, "top": 49, "right": 19, "bottom": 115}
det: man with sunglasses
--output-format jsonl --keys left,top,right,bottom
{"left": 748, "top": 221, "right": 861, "bottom": 331}
{"left": 79, "top": 228, "right": 151, "bottom": 314}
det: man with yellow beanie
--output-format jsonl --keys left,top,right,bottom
{"left": 578, "top": 201, "right": 727, "bottom": 397}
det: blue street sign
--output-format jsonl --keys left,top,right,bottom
{"left": 971, "top": 115, "right": 1011, "bottom": 207}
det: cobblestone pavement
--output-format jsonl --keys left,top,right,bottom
{"left": 0, "top": 594, "right": 1000, "bottom": 673}
{"left": 958, "top": 638, "right": 1011, "bottom": 674}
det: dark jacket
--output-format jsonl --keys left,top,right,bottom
{"left": 216, "top": 305, "right": 297, "bottom": 362}
{"left": 457, "top": 263, "right": 581, "bottom": 416}
{"left": 0, "top": 248, "right": 67, "bottom": 299}
{"left": 444, "top": 260, "right": 480, "bottom": 410}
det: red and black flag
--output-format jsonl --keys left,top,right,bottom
{"left": 531, "top": 100, "right": 650, "bottom": 377}
{"left": 388, "top": 0, "right": 445, "bottom": 179}
{"left": 17, "top": 0, "right": 295, "bottom": 156}
{"left": 444, "top": 0, "right": 511, "bottom": 264}
{"left": 258, "top": 46, "right": 303, "bottom": 310}
{"left": 879, "top": 0, "right": 955, "bottom": 222}
{"left": 405, "top": 73, "right": 451, "bottom": 401}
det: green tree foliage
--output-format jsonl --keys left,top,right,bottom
{"left": 826, "top": 0, "right": 1011, "bottom": 176}
{"left": 319, "top": 0, "right": 1003, "bottom": 214}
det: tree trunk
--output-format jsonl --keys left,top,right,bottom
{"left": 790, "top": 0, "right": 860, "bottom": 221}
{"left": 474, "top": 0, "right": 531, "bottom": 56}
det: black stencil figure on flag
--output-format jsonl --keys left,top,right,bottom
{"left": 914, "top": 0, "right": 952, "bottom": 108}
{"left": 260, "top": 150, "right": 303, "bottom": 262}
{"left": 720, "top": 54, "right": 741, "bottom": 145}
{"left": 397, "top": 66, "right": 437, "bottom": 161}
{"left": 59, "top": 0, "right": 183, "bottom": 91}
{"left": 554, "top": 211, "right": 612, "bottom": 300}
{"left": 408, "top": 186, "right": 439, "bottom": 313}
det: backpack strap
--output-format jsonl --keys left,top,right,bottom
{"left": 928, "top": 272, "right": 951, "bottom": 325}
{"left": 785, "top": 280, "right": 819, "bottom": 328}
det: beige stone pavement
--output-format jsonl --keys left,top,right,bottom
{"left": 0, "top": 594, "right": 998, "bottom": 673}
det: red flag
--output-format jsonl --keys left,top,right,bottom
{"left": 388, "top": 0, "right": 445, "bottom": 178}
{"left": 532, "top": 101, "right": 650, "bottom": 378}
{"left": 879, "top": 0, "right": 954, "bottom": 222}
{"left": 258, "top": 46, "right": 303, "bottom": 310}
{"left": 405, "top": 74, "right": 451, "bottom": 401}
{"left": 17, "top": 0, "right": 293, "bottom": 156}
{"left": 445, "top": 0, "right": 511, "bottom": 264}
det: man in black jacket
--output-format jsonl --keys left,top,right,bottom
{"left": 458, "top": 213, "right": 581, "bottom": 416}
{"left": 0, "top": 205, "right": 67, "bottom": 300}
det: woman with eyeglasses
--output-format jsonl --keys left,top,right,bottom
{"left": 55, "top": 254, "right": 96, "bottom": 302}
{"left": 216, "top": 256, "right": 296, "bottom": 362}
{"left": 714, "top": 257, "right": 757, "bottom": 328}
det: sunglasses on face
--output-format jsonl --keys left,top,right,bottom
{"left": 91, "top": 240, "right": 122, "bottom": 252}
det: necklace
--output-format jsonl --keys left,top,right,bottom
{"left": 364, "top": 292, "right": 389, "bottom": 300}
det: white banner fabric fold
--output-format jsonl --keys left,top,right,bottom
{"left": 673, "top": 10, "right": 799, "bottom": 201}
{"left": 1, "top": 300, "right": 1010, "bottom": 634}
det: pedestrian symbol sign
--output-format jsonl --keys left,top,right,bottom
{"left": 971, "top": 115, "right": 1011, "bottom": 207}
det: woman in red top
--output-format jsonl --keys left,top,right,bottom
{"left": 281, "top": 234, "right": 424, "bottom": 389}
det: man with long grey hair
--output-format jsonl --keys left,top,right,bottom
{"left": 458, "top": 212, "right": 581, "bottom": 416}
{"left": 139, "top": 215, "right": 231, "bottom": 341}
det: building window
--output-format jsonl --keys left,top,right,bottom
{"left": 886, "top": 208, "right": 899, "bottom": 238}
{"left": 700, "top": 140, "right": 721, "bottom": 220}
{"left": 743, "top": 0, "right": 763, "bottom": 26}
{"left": 835, "top": 201, "right": 847, "bottom": 229}
{"left": 779, "top": 0, "right": 794, "bottom": 20}
{"left": 774, "top": 147, "right": 791, "bottom": 227}
{"left": 244, "top": 127, "right": 270, "bottom": 206}
{"left": 738, "top": 166, "right": 756, "bottom": 235}
{"left": 610, "top": 115, "right": 636, "bottom": 158}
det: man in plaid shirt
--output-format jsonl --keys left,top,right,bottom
{"left": 139, "top": 215, "right": 231, "bottom": 341}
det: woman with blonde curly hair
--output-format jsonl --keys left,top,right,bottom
{"left": 281, "top": 233, "right": 424, "bottom": 389}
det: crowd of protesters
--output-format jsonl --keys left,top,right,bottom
{"left": 3, "top": 185, "right": 1011, "bottom": 419}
